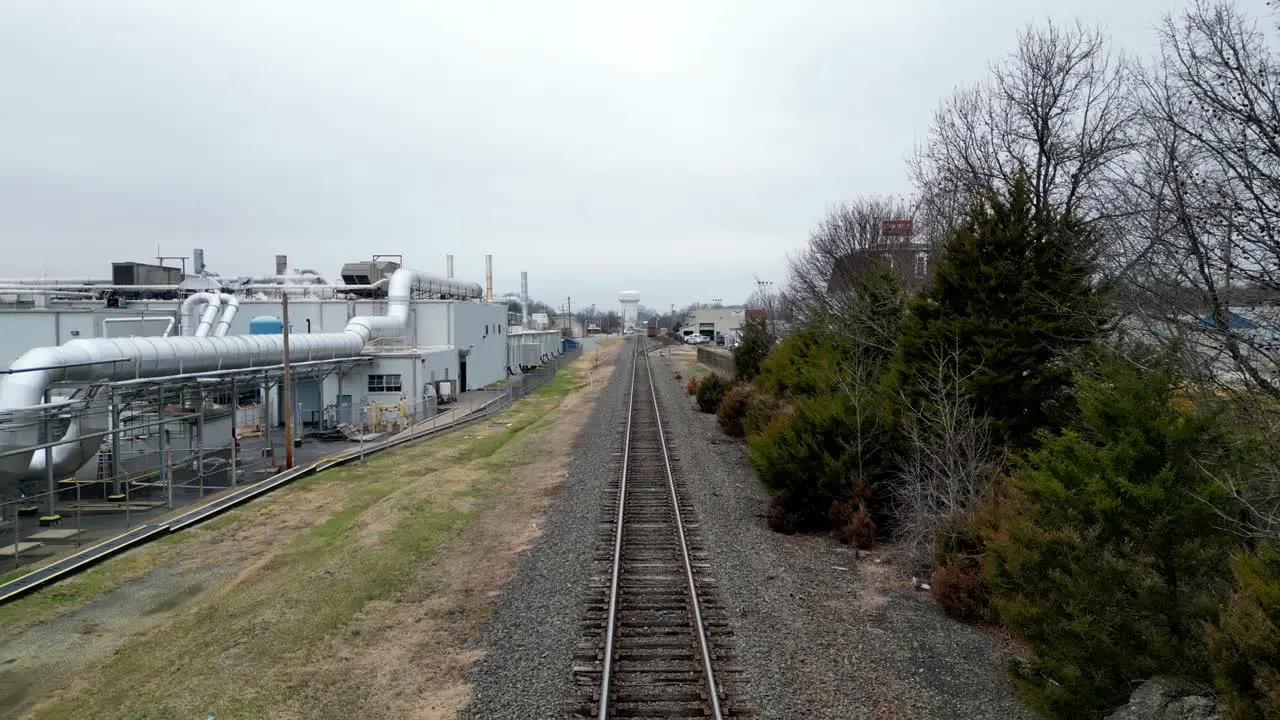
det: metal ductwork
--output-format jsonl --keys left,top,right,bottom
{"left": 213, "top": 293, "right": 240, "bottom": 336}
{"left": 241, "top": 273, "right": 325, "bottom": 285}
{"left": 180, "top": 292, "right": 222, "bottom": 337}
{"left": 194, "top": 299, "right": 222, "bottom": 337}
{"left": 0, "top": 268, "right": 483, "bottom": 484}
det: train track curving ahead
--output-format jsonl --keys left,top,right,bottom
{"left": 574, "top": 338, "right": 748, "bottom": 718}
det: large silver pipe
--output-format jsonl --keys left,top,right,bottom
{"left": 0, "top": 278, "right": 113, "bottom": 285}
{"left": 0, "top": 283, "right": 194, "bottom": 292}
{"left": 212, "top": 294, "right": 240, "bottom": 336}
{"left": 239, "top": 273, "right": 325, "bottom": 285}
{"left": 0, "top": 268, "right": 482, "bottom": 482}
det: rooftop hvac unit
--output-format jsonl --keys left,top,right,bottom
{"left": 339, "top": 259, "right": 400, "bottom": 297}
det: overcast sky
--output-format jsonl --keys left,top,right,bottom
{"left": 0, "top": 0, "right": 1239, "bottom": 312}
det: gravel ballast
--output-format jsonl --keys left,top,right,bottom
{"left": 460, "top": 345, "right": 632, "bottom": 719}
{"left": 463, "top": 342, "right": 1033, "bottom": 718}
{"left": 648, "top": 347, "right": 1034, "bottom": 719}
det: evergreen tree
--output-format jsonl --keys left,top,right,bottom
{"left": 732, "top": 314, "right": 773, "bottom": 381}
{"left": 984, "top": 355, "right": 1244, "bottom": 717}
{"left": 890, "top": 175, "right": 1103, "bottom": 448}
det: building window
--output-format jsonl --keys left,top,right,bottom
{"left": 367, "top": 374, "right": 403, "bottom": 393}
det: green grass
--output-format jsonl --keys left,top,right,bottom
{"left": 535, "top": 371, "right": 584, "bottom": 397}
{"left": 16, "top": 354, "right": 597, "bottom": 719}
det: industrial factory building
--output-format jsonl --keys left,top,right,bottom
{"left": 0, "top": 251, "right": 564, "bottom": 503}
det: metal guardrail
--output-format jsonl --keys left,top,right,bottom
{"left": 0, "top": 350, "right": 578, "bottom": 605}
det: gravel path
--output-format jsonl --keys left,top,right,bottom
{"left": 460, "top": 344, "right": 632, "bottom": 719}
{"left": 648, "top": 347, "right": 1035, "bottom": 719}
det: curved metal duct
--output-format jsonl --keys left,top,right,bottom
{"left": 0, "top": 268, "right": 482, "bottom": 483}
{"left": 212, "top": 293, "right": 240, "bottom": 336}
{"left": 180, "top": 292, "right": 222, "bottom": 337}
{"left": 193, "top": 299, "right": 222, "bottom": 337}
{"left": 26, "top": 389, "right": 107, "bottom": 479}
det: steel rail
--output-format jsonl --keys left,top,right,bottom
{"left": 641, "top": 340, "right": 724, "bottom": 720}
{"left": 596, "top": 340, "right": 638, "bottom": 720}
{"left": 596, "top": 339, "right": 724, "bottom": 719}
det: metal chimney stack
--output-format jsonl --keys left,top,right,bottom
{"left": 192, "top": 248, "right": 205, "bottom": 276}
{"left": 275, "top": 254, "right": 288, "bottom": 275}
{"left": 484, "top": 254, "right": 493, "bottom": 303}
{"left": 447, "top": 254, "right": 454, "bottom": 279}
{"left": 520, "top": 271, "right": 529, "bottom": 327}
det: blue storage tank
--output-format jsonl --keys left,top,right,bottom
{"left": 249, "top": 316, "right": 284, "bottom": 335}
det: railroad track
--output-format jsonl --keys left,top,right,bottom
{"left": 574, "top": 339, "right": 747, "bottom": 718}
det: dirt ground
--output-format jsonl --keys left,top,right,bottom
{"left": 0, "top": 342, "right": 620, "bottom": 720}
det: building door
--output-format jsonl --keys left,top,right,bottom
{"left": 337, "top": 395, "right": 352, "bottom": 426}
{"left": 459, "top": 359, "right": 468, "bottom": 393}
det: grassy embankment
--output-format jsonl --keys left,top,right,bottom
{"left": 0, "top": 346, "right": 610, "bottom": 720}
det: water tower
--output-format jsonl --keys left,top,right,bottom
{"left": 618, "top": 290, "right": 641, "bottom": 333}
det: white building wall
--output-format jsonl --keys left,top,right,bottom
{"left": 448, "top": 302, "right": 507, "bottom": 389}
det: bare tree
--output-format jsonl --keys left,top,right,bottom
{"left": 787, "top": 195, "right": 918, "bottom": 325}
{"left": 910, "top": 21, "right": 1136, "bottom": 238}
{"left": 1108, "top": 1, "right": 1280, "bottom": 542}
{"left": 1118, "top": 1, "right": 1280, "bottom": 398}
{"left": 892, "top": 343, "right": 1003, "bottom": 570}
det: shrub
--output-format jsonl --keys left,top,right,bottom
{"left": 931, "top": 557, "right": 990, "bottom": 623}
{"left": 686, "top": 377, "right": 699, "bottom": 396}
{"left": 765, "top": 497, "right": 800, "bottom": 534}
{"left": 755, "top": 327, "right": 844, "bottom": 398}
{"left": 748, "top": 394, "right": 859, "bottom": 529}
{"left": 695, "top": 373, "right": 730, "bottom": 413}
{"left": 1206, "top": 542, "right": 1280, "bottom": 719}
{"left": 983, "top": 356, "right": 1247, "bottom": 718}
{"left": 744, "top": 392, "right": 784, "bottom": 437}
{"left": 830, "top": 487, "right": 877, "bottom": 549}
{"left": 930, "top": 513, "right": 994, "bottom": 622}
{"left": 716, "top": 384, "right": 752, "bottom": 437}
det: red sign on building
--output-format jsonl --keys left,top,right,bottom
{"left": 881, "top": 219, "right": 914, "bottom": 237}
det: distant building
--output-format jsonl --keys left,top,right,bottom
{"left": 551, "top": 315, "right": 584, "bottom": 338}
{"left": 680, "top": 307, "right": 745, "bottom": 342}
{"left": 827, "top": 242, "right": 932, "bottom": 295}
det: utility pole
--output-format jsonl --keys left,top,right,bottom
{"left": 282, "top": 293, "right": 294, "bottom": 470}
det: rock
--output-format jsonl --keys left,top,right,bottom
{"left": 1106, "top": 678, "right": 1221, "bottom": 720}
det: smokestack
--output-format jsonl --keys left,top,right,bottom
{"left": 484, "top": 254, "right": 493, "bottom": 303}
{"left": 520, "top": 271, "right": 529, "bottom": 327}
{"left": 275, "top": 254, "right": 288, "bottom": 275}
{"left": 192, "top": 248, "right": 205, "bottom": 276}
{"left": 446, "top": 254, "right": 454, "bottom": 279}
